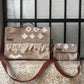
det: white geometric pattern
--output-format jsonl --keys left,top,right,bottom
{"left": 29, "top": 33, "right": 35, "bottom": 39}
{"left": 33, "top": 27, "right": 39, "bottom": 32}
{"left": 37, "top": 34, "right": 43, "bottom": 39}
{"left": 64, "top": 44, "right": 69, "bottom": 49}
{"left": 42, "top": 27, "right": 47, "bottom": 32}
{"left": 71, "top": 44, "right": 75, "bottom": 46}
{"left": 21, "top": 33, "right": 28, "bottom": 39}
{"left": 57, "top": 43, "right": 62, "bottom": 46}
{"left": 9, "top": 54, "right": 22, "bottom": 59}
{"left": 26, "top": 27, "right": 32, "bottom": 32}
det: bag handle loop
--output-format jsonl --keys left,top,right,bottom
{"left": 20, "top": 22, "right": 35, "bottom": 28}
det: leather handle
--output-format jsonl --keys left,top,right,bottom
{"left": 20, "top": 22, "right": 35, "bottom": 28}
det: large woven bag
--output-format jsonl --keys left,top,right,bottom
{"left": 4, "top": 23, "right": 50, "bottom": 60}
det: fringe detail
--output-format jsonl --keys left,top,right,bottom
{"left": 6, "top": 43, "right": 49, "bottom": 53}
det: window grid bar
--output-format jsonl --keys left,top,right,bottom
{"left": 49, "top": 0, "right": 52, "bottom": 27}
{"left": 20, "top": 0, "right": 23, "bottom": 25}
{"left": 78, "top": 0, "right": 82, "bottom": 54}
{"left": 2, "top": 0, "right": 7, "bottom": 52}
{"left": 49, "top": 0, "right": 52, "bottom": 59}
{"left": 20, "top": 0, "right": 22, "bottom": 19}
{"left": 3, "top": 0, "right": 7, "bottom": 27}
{"left": 5, "top": 19, "right": 84, "bottom": 22}
{"left": 64, "top": 0, "right": 67, "bottom": 43}
{"left": 35, "top": 0, "right": 37, "bottom": 27}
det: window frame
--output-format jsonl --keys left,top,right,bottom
{"left": 2, "top": 0, "right": 84, "bottom": 60}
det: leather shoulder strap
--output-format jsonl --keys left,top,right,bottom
{"left": 0, "top": 51, "right": 53, "bottom": 82}
{"left": 0, "top": 51, "right": 80, "bottom": 82}
{"left": 52, "top": 56, "right": 80, "bottom": 78}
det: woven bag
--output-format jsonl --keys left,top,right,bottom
{"left": 54, "top": 43, "right": 78, "bottom": 60}
{"left": 4, "top": 23, "right": 50, "bottom": 60}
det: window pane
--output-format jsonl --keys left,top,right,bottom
{"left": 37, "top": 23, "right": 49, "bottom": 27}
{"left": 7, "top": 0, "right": 20, "bottom": 19}
{"left": 7, "top": 23, "right": 20, "bottom": 27}
{"left": 67, "top": 0, "right": 79, "bottom": 18}
{"left": 81, "top": 0, "right": 84, "bottom": 18}
{"left": 80, "top": 23, "right": 84, "bottom": 58}
{"left": 37, "top": 0, "right": 49, "bottom": 19}
{"left": 23, "top": 0, "right": 34, "bottom": 19}
{"left": 66, "top": 23, "right": 78, "bottom": 45}
{"left": 52, "top": 0, "right": 64, "bottom": 19}
{"left": 51, "top": 23, "right": 64, "bottom": 43}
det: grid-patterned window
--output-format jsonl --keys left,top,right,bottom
{"left": 2, "top": 0, "right": 84, "bottom": 59}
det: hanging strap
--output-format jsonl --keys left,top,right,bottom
{"left": 52, "top": 53, "right": 81, "bottom": 78}
{"left": 0, "top": 51, "right": 53, "bottom": 82}
{"left": 0, "top": 51, "right": 81, "bottom": 82}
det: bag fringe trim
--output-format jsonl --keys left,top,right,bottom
{"left": 5, "top": 43, "right": 49, "bottom": 53}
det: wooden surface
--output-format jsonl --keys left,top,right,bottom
{"left": 0, "top": 61, "right": 84, "bottom": 84}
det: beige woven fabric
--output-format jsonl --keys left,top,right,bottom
{"left": 4, "top": 27, "right": 50, "bottom": 60}
{"left": 54, "top": 43, "right": 78, "bottom": 61}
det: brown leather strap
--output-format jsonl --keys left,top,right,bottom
{"left": 52, "top": 55, "right": 80, "bottom": 78}
{"left": 51, "top": 40, "right": 81, "bottom": 78}
{"left": 0, "top": 51, "right": 53, "bottom": 82}
{"left": 0, "top": 38, "right": 80, "bottom": 82}
{"left": 20, "top": 22, "right": 35, "bottom": 28}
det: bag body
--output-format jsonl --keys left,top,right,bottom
{"left": 54, "top": 43, "right": 78, "bottom": 61}
{"left": 0, "top": 23, "right": 80, "bottom": 82}
{"left": 4, "top": 27, "right": 50, "bottom": 60}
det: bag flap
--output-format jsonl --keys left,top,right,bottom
{"left": 4, "top": 27, "right": 50, "bottom": 60}
{"left": 5, "top": 27, "right": 50, "bottom": 44}
{"left": 54, "top": 43, "right": 77, "bottom": 53}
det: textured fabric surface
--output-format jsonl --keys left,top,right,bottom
{"left": 0, "top": 61, "right": 83, "bottom": 84}
{"left": 5, "top": 27, "right": 50, "bottom": 60}
{"left": 54, "top": 43, "right": 78, "bottom": 60}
